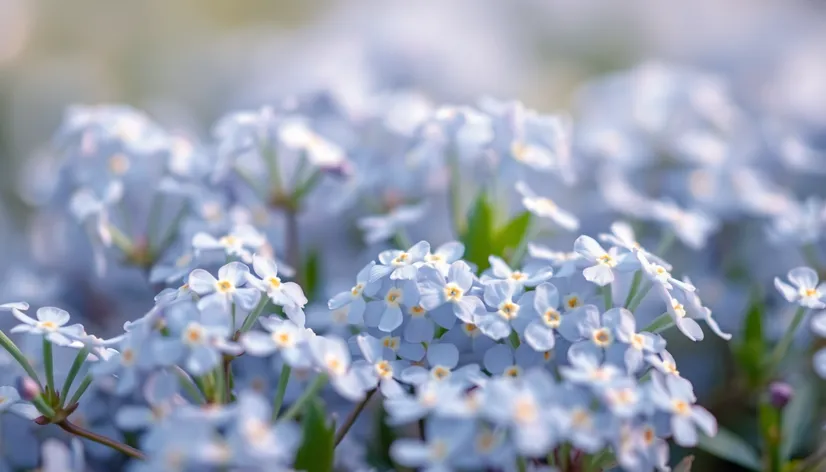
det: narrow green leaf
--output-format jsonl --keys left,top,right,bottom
{"left": 734, "top": 291, "right": 767, "bottom": 387}
{"left": 294, "top": 398, "right": 335, "bottom": 472}
{"left": 697, "top": 429, "right": 761, "bottom": 471}
{"left": 366, "top": 402, "right": 398, "bottom": 470}
{"left": 461, "top": 191, "right": 496, "bottom": 272}
{"left": 641, "top": 312, "right": 672, "bottom": 333}
{"left": 301, "top": 249, "right": 321, "bottom": 302}
{"left": 496, "top": 211, "right": 532, "bottom": 254}
{"left": 782, "top": 378, "right": 816, "bottom": 460}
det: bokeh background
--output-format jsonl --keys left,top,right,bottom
{"left": 2, "top": 1, "right": 826, "bottom": 469}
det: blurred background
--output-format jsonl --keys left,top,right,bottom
{"left": 2, "top": 1, "right": 826, "bottom": 469}
{"left": 3, "top": 0, "right": 826, "bottom": 209}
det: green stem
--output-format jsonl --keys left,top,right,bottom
{"left": 280, "top": 374, "right": 328, "bottom": 422}
{"left": 32, "top": 394, "right": 56, "bottom": 418}
{"left": 769, "top": 306, "right": 808, "bottom": 371}
{"left": 43, "top": 339, "right": 55, "bottom": 398}
{"left": 67, "top": 375, "right": 93, "bottom": 407}
{"left": 107, "top": 224, "right": 134, "bottom": 254}
{"left": 624, "top": 270, "right": 642, "bottom": 308}
{"left": 602, "top": 285, "right": 613, "bottom": 310}
{"left": 214, "top": 365, "right": 226, "bottom": 404}
{"left": 627, "top": 281, "right": 653, "bottom": 313}
{"left": 655, "top": 230, "right": 676, "bottom": 256}
{"left": 641, "top": 312, "right": 673, "bottom": 333}
{"left": 516, "top": 456, "right": 527, "bottom": 472}
{"left": 57, "top": 419, "right": 145, "bottom": 460}
{"left": 393, "top": 229, "right": 412, "bottom": 251}
{"left": 0, "top": 330, "right": 42, "bottom": 389}
{"left": 508, "top": 217, "right": 537, "bottom": 268}
{"left": 60, "top": 347, "right": 89, "bottom": 407}
{"left": 335, "top": 388, "right": 376, "bottom": 446}
{"left": 240, "top": 296, "right": 270, "bottom": 334}
{"left": 171, "top": 367, "right": 205, "bottom": 404}
{"left": 271, "top": 366, "right": 292, "bottom": 421}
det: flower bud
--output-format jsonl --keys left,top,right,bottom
{"left": 16, "top": 376, "right": 41, "bottom": 402}
{"left": 768, "top": 382, "right": 794, "bottom": 409}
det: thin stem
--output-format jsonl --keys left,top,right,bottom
{"left": 60, "top": 347, "right": 89, "bottom": 407}
{"left": 231, "top": 303, "right": 237, "bottom": 332}
{"left": 271, "top": 365, "right": 292, "bottom": 421}
{"left": 335, "top": 388, "right": 376, "bottom": 446}
{"left": 0, "top": 330, "right": 42, "bottom": 389}
{"left": 285, "top": 207, "right": 300, "bottom": 277}
{"left": 58, "top": 419, "right": 145, "bottom": 460}
{"left": 280, "top": 374, "right": 327, "bottom": 422}
{"left": 42, "top": 339, "right": 55, "bottom": 398}
{"left": 769, "top": 306, "right": 808, "bottom": 371}
{"left": 516, "top": 456, "right": 527, "bottom": 472}
{"left": 393, "top": 230, "right": 412, "bottom": 251}
{"left": 146, "top": 192, "right": 164, "bottom": 249}
{"left": 214, "top": 364, "right": 226, "bottom": 404}
{"left": 602, "top": 285, "right": 613, "bottom": 310}
{"left": 240, "top": 296, "right": 270, "bottom": 334}
{"left": 32, "top": 394, "right": 56, "bottom": 418}
{"left": 107, "top": 223, "right": 134, "bottom": 254}
{"left": 624, "top": 270, "right": 642, "bottom": 308}
{"left": 171, "top": 367, "right": 205, "bottom": 404}
{"left": 627, "top": 281, "right": 653, "bottom": 313}
{"left": 655, "top": 230, "right": 676, "bottom": 256}
{"left": 508, "top": 217, "right": 536, "bottom": 268}
{"left": 67, "top": 375, "right": 93, "bottom": 407}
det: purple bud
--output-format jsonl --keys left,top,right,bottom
{"left": 16, "top": 376, "right": 41, "bottom": 401}
{"left": 768, "top": 382, "right": 794, "bottom": 409}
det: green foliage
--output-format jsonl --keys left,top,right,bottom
{"left": 782, "top": 378, "right": 817, "bottom": 460}
{"left": 366, "top": 403, "right": 399, "bottom": 471}
{"left": 461, "top": 190, "right": 533, "bottom": 272}
{"left": 735, "top": 291, "right": 768, "bottom": 388}
{"left": 294, "top": 399, "right": 336, "bottom": 472}
{"left": 301, "top": 249, "right": 321, "bottom": 302}
{"left": 697, "top": 429, "right": 761, "bottom": 471}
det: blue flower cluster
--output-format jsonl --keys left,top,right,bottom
{"left": 2, "top": 60, "right": 826, "bottom": 471}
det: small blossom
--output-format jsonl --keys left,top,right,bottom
{"left": 774, "top": 266, "right": 826, "bottom": 309}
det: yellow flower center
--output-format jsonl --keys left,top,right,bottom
{"left": 565, "top": 295, "right": 582, "bottom": 310}
{"left": 38, "top": 321, "right": 58, "bottom": 331}
{"left": 462, "top": 323, "right": 480, "bottom": 338}
{"left": 121, "top": 348, "right": 136, "bottom": 366}
{"left": 543, "top": 308, "right": 561, "bottom": 328}
{"left": 475, "top": 430, "right": 496, "bottom": 453}
{"left": 215, "top": 280, "right": 234, "bottom": 293}
{"left": 382, "top": 336, "right": 400, "bottom": 351}
{"left": 510, "top": 271, "right": 527, "bottom": 281}
{"left": 375, "top": 360, "right": 393, "bottom": 378}
{"left": 673, "top": 400, "right": 691, "bottom": 416}
{"left": 444, "top": 283, "right": 463, "bottom": 301}
{"left": 219, "top": 235, "right": 239, "bottom": 248}
{"left": 504, "top": 366, "right": 521, "bottom": 378}
{"left": 597, "top": 253, "right": 617, "bottom": 267}
{"left": 671, "top": 300, "right": 686, "bottom": 318}
{"left": 409, "top": 305, "right": 426, "bottom": 317}
{"left": 801, "top": 287, "right": 819, "bottom": 298}
{"left": 663, "top": 361, "right": 680, "bottom": 376}
{"left": 385, "top": 289, "right": 403, "bottom": 306}
{"left": 392, "top": 253, "right": 410, "bottom": 265}
{"left": 351, "top": 283, "right": 364, "bottom": 296}
{"left": 498, "top": 301, "right": 520, "bottom": 320}
{"left": 325, "top": 356, "right": 345, "bottom": 375}
{"left": 571, "top": 408, "right": 592, "bottom": 427}
{"left": 431, "top": 365, "right": 451, "bottom": 381}
{"left": 268, "top": 277, "right": 281, "bottom": 288}
{"left": 643, "top": 427, "right": 656, "bottom": 444}
{"left": 592, "top": 328, "right": 613, "bottom": 346}
{"left": 272, "top": 331, "right": 294, "bottom": 347}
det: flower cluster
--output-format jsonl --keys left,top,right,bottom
{"left": 2, "top": 58, "right": 826, "bottom": 472}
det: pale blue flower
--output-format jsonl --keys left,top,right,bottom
{"left": 551, "top": 387, "right": 611, "bottom": 453}
{"left": 574, "top": 235, "right": 637, "bottom": 286}
{"left": 418, "top": 261, "right": 485, "bottom": 324}
{"left": 364, "top": 280, "right": 420, "bottom": 332}
{"left": 774, "top": 266, "right": 826, "bottom": 309}
{"left": 656, "top": 286, "right": 705, "bottom": 342}
{"left": 246, "top": 254, "right": 308, "bottom": 326}
{"left": 481, "top": 375, "right": 557, "bottom": 456}
{"left": 599, "top": 221, "right": 671, "bottom": 269}
{"left": 188, "top": 262, "right": 261, "bottom": 311}
{"left": 482, "top": 344, "right": 544, "bottom": 378}
{"left": 350, "top": 334, "right": 407, "bottom": 398}
{"left": 241, "top": 317, "right": 312, "bottom": 368}
{"left": 476, "top": 280, "right": 534, "bottom": 341}
{"left": 481, "top": 255, "right": 554, "bottom": 291}
{"left": 522, "top": 282, "right": 582, "bottom": 351}
{"left": 390, "top": 418, "right": 475, "bottom": 472}
{"left": 10, "top": 306, "right": 84, "bottom": 347}
{"left": 400, "top": 342, "right": 481, "bottom": 388}
{"left": 648, "top": 372, "right": 716, "bottom": 447}
{"left": 328, "top": 261, "right": 381, "bottom": 324}
{"left": 369, "top": 240, "right": 430, "bottom": 282}
{"left": 638, "top": 252, "right": 694, "bottom": 293}
{"left": 515, "top": 181, "right": 579, "bottom": 231}
{"left": 226, "top": 391, "right": 300, "bottom": 466}
{"left": 527, "top": 243, "right": 582, "bottom": 278}
{"left": 358, "top": 203, "right": 427, "bottom": 245}
{"left": 421, "top": 241, "right": 465, "bottom": 276}
{"left": 649, "top": 200, "right": 718, "bottom": 250}
{"left": 605, "top": 308, "right": 666, "bottom": 373}
{"left": 308, "top": 335, "right": 364, "bottom": 401}
{"left": 681, "top": 276, "right": 731, "bottom": 340}
{"left": 385, "top": 381, "right": 463, "bottom": 425}
{"left": 560, "top": 349, "right": 622, "bottom": 389}
{"left": 191, "top": 224, "right": 267, "bottom": 265}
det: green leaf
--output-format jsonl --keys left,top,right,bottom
{"left": 301, "top": 249, "right": 321, "bottom": 302}
{"left": 294, "top": 398, "right": 335, "bottom": 472}
{"left": 734, "top": 291, "right": 767, "bottom": 387}
{"left": 782, "top": 378, "right": 817, "bottom": 460}
{"left": 641, "top": 312, "right": 674, "bottom": 333}
{"left": 366, "top": 402, "right": 398, "bottom": 470}
{"left": 461, "top": 191, "right": 497, "bottom": 272}
{"left": 496, "top": 211, "right": 532, "bottom": 258}
{"left": 697, "top": 429, "right": 761, "bottom": 471}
